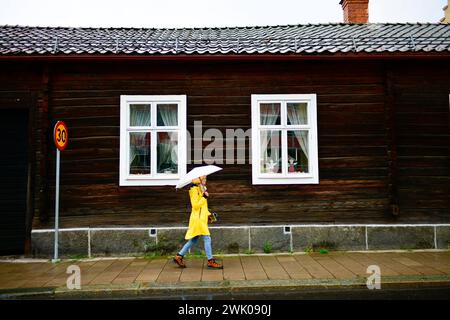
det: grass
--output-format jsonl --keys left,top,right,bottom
{"left": 185, "top": 251, "right": 206, "bottom": 259}
{"left": 67, "top": 254, "right": 89, "bottom": 261}
{"left": 263, "top": 241, "right": 273, "bottom": 254}
{"left": 143, "top": 235, "right": 179, "bottom": 257}
{"left": 304, "top": 244, "right": 330, "bottom": 254}
{"left": 143, "top": 252, "right": 166, "bottom": 260}
{"left": 143, "top": 250, "right": 207, "bottom": 260}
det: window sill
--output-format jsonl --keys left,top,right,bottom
{"left": 120, "top": 176, "right": 180, "bottom": 186}
{"left": 252, "top": 175, "right": 319, "bottom": 185}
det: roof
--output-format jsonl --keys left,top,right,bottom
{"left": 1, "top": 23, "right": 449, "bottom": 56}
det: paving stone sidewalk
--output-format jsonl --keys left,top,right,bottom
{"left": 1, "top": 251, "right": 450, "bottom": 297}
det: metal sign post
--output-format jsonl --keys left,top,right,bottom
{"left": 52, "top": 121, "right": 68, "bottom": 263}
{"left": 53, "top": 148, "right": 60, "bottom": 263}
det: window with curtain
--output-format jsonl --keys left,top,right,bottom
{"left": 251, "top": 94, "right": 319, "bottom": 185}
{"left": 120, "top": 95, "right": 186, "bottom": 186}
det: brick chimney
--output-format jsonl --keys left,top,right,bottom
{"left": 340, "top": 0, "right": 369, "bottom": 23}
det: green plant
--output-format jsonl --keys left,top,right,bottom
{"left": 312, "top": 241, "right": 335, "bottom": 253}
{"left": 263, "top": 241, "right": 273, "bottom": 254}
{"left": 244, "top": 249, "right": 254, "bottom": 255}
{"left": 186, "top": 250, "right": 206, "bottom": 259}
{"left": 143, "top": 235, "right": 178, "bottom": 256}
{"left": 68, "top": 254, "right": 88, "bottom": 261}
{"left": 143, "top": 252, "right": 165, "bottom": 260}
{"left": 304, "top": 245, "right": 313, "bottom": 254}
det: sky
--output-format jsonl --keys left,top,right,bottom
{"left": 0, "top": 0, "right": 447, "bottom": 28}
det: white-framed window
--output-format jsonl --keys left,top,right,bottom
{"left": 251, "top": 94, "right": 319, "bottom": 185}
{"left": 119, "top": 95, "right": 187, "bottom": 186}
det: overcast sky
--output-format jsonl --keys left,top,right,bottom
{"left": 0, "top": 0, "right": 447, "bottom": 28}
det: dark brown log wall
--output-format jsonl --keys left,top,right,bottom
{"left": 1, "top": 59, "right": 448, "bottom": 228}
{"left": 0, "top": 62, "right": 42, "bottom": 251}
{"left": 391, "top": 61, "right": 450, "bottom": 221}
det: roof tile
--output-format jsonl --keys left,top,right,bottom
{"left": 0, "top": 23, "right": 449, "bottom": 56}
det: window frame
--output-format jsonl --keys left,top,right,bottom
{"left": 251, "top": 94, "right": 319, "bottom": 185}
{"left": 119, "top": 95, "right": 187, "bottom": 186}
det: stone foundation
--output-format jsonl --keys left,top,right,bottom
{"left": 31, "top": 224, "right": 450, "bottom": 258}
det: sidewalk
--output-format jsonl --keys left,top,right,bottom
{"left": 1, "top": 251, "right": 450, "bottom": 299}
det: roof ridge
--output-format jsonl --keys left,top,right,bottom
{"left": 0, "top": 22, "right": 446, "bottom": 31}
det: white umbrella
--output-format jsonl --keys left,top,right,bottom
{"left": 175, "top": 165, "right": 222, "bottom": 189}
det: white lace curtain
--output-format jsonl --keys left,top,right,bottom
{"left": 260, "top": 103, "right": 309, "bottom": 174}
{"left": 157, "top": 105, "right": 178, "bottom": 173}
{"left": 130, "top": 105, "right": 151, "bottom": 126}
{"left": 158, "top": 104, "right": 177, "bottom": 126}
{"left": 260, "top": 104, "right": 280, "bottom": 171}
{"left": 129, "top": 133, "right": 150, "bottom": 173}
{"left": 286, "top": 104, "right": 308, "bottom": 159}
{"left": 129, "top": 105, "right": 151, "bottom": 170}
{"left": 129, "top": 104, "right": 178, "bottom": 174}
{"left": 157, "top": 132, "right": 178, "bottom": 173}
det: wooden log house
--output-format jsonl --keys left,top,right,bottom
{"left": 0, "top": 1, "right": 449, "bottom": 255}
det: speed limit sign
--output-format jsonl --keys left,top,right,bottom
{"left": 52, "top": 120, "right": 68, "bottom": 262}
{"left": 54, "top": 121, "right": 68, "bottom": 151}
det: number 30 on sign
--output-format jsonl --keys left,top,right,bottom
{"left": 54, "top": 121, "right": 68, "bottom": 151}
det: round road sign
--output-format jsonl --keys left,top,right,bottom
{"left": 54, "top": 121, "right": 68, "bottom": 151}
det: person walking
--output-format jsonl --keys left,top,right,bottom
{"left": 173, "top": 175, "right": 223, "bottom": 269}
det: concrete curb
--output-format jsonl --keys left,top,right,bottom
{"left": 1, "top": 248, "right": 449, "bottom": 264}
{"left": 0, "top": 287, "right": 56, "bottom": 299}
{"left": 2, "top": 275, "right": 450, "bottom": 299}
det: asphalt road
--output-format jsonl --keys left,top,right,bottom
{"left": 18, "top": 285, "right": 450, "bottom": 300}
{"left": 138, "top": 286, "right": 450, "bottom": 300}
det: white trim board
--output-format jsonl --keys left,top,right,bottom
{"left": 32, "top": 223, "right": 450, "bottom": 233}
{"left": 119, "top": 95, "right": 187, "bottom": 186}
{"left": 251, "top": 94, "right": 319, "bottom": 185}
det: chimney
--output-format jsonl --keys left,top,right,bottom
{"left": 340, "top": 0, "right": 369, "bottom": 23}
{"left": 440, "top": 0, "right": 449, "bottom": 23}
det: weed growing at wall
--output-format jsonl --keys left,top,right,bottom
{"left": 263, "top": 241, "right": 273, "bottom": 254}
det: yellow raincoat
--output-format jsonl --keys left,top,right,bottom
{"left": 185, "top": 185, "right": 211, "bottom": 240}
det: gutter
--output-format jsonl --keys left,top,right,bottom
{"left": 0, "top": 52, "right": 450, "bottom": 62}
